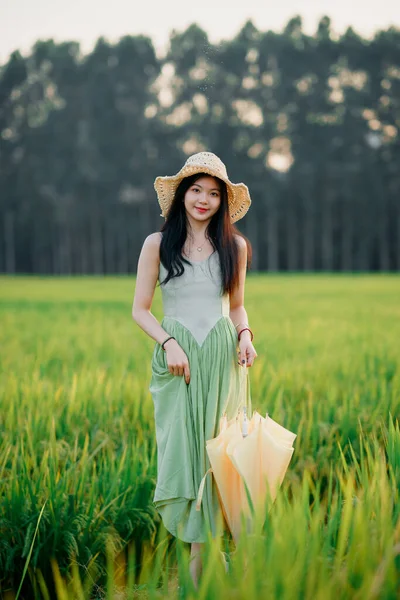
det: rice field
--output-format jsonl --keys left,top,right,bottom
{"left": 0, "top": 274, "right": 399, "bottom": 599}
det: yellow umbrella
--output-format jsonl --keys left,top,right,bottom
{"left": 196, "top": 369, "right": 296, "bottom": 542}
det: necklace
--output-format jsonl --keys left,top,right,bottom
{"left": 195, "top": 238, "right": 207, "bottom": 252}
{"left": 185, "top": 233, "right": 209, "bottom": 257}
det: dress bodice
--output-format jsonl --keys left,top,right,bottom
{"left": 158, "top": 251, "right": 230, "bottom": 346}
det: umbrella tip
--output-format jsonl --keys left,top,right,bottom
{"left": 242, "top": 406, "right": 249, "bottom": 438}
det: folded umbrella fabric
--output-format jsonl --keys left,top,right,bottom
{"left": 196, "top": 369, "right": 296, "bottom": 542}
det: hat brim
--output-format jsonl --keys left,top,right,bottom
{"left": 154, "top": 165, "right": 251, "bottom": 224}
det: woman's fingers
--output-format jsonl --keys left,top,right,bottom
{"left": 239, "top": 349, "right": 247, "bottom": 366}
{"left": 184, "top": 363, "right": 191, "bottom": 385}
{"left": 246, "top": 350, "right": 258, "bottom": 367}
{"left": 167, "top": 360, "right": 190, "bottom": 381}
{"left": 169, "top": 365, "right": 179, "bottom": 376}
{"left": 164, "top": 341, "right": 191, "bottom": 381}
{"left": 237, "top": 347, "right": 258, "bottom": 367}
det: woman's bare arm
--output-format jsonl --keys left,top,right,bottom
{"left": 229, "top": 235, "right": 257, "bottom": 366}
{"left": 132, "top": 232, "right": 171, "bottom": 345}
{"left": 132, "top": 232, "right": 191, "bottom": 382}
{"left": 229, "top": 235, "right": 250, "bottom": 330}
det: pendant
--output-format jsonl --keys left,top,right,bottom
{"left": 197, "top": 247, "right": 202, "bottom": 252}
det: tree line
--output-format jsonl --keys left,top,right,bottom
{"left": 0, "top": 16, "right": 399, "bottom": 273}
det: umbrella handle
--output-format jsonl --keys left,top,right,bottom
{"left": 195, "top": 467, "right": 213, "bottom": 511}
{"left": 245, "top": 366, "right": 252, "bottom": 415}
{"left": 239, "top": 366, "right": 252, "bottom": 421}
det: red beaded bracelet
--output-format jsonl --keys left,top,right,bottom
{"left": 238, "top": 327, "right": 254, "bottom": 341}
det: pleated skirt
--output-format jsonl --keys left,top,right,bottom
{"left": 149, "top": 315, "right": 246, "bottom": 543}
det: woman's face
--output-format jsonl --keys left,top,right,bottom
{"left": 183, "top": 175, "right": 221, "bottom": 223}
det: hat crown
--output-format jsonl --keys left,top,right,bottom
{"left": 184, "top": 152, "right": 228, "bottom": 179}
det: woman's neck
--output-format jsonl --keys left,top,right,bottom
{"left": 186, "top": 217, "right": 210, "bottom": 239}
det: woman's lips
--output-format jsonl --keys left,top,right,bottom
{"left": 195, "top": 207, "right": 208, "bottom": 213}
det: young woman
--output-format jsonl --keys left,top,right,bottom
{"left": 132, "top": 151, "right": 257, "bottom": 587}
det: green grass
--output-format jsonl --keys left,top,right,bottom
{"left": 0, "top": 274, "right": 399, "bottom": 599}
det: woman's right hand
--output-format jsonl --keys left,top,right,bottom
{"left": 164, "top": 339, "right": 191, "bottom": 384}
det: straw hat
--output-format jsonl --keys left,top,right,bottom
{"left": 154, "top": 152, "right": 251, "bottom": 223}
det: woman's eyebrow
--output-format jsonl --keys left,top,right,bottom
{"left": 193, "top": 183, "right": 220, "bottom": 191}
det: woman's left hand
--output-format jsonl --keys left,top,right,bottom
{"left": 237, "top": 333, "right": 258, "bottom": 367}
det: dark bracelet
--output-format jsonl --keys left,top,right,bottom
{"left": 238, "top": 327, "right": 254, "bottom": 342}
{"left": 161, "top": 336, "right": 176, "bottom": 351}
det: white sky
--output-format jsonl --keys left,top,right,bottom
{"left": 1, "top": 0, "right": 400, "bottom": 63}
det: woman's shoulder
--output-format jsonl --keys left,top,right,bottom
{"left": 143, "top": 231, "right": 162, "bottom": 251}
{"left": 234, "top": 234, "right": 246, "bottom": 249}
{"left": 140, "top": 232, "right": 162, "bottom": 267}
{"left": 234, "top": 233, "right": 247, "bottom": 256}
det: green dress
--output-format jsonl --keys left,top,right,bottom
{"left": 149, "top": 250, "right": 248, "bottom": 543}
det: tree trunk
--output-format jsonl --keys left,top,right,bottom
{"left": 79, "top": 223, "right": 90, "bottom": 274}
{"left": 4, "top": 211, "right": 16, "bottom": 274}
{"left": 116, "top": 213, "right": 129, "bottom": 274}
{"left": 245, "top": 197, "right": 259, "bottom": 271}
{"left": 32, "top": 220, "right": 49, "bottom": 274}
{"left": 267, "top": 198, "right": 278, "bottom": 271}
{"left": 354, "top": 201, "right": 370, "bottom": 271}
{"left": 90, "top": 213, "right": 104, "bottom": 274}
{"left": 397, "top": 207, "right": 400, "bottom": 272}
{"left": 302, "top": 201, "right": 315, "bottom": 271}
{"left": 377, "top": 201, "right": 390, "bottom": 271}
{"left": 58, "top": 223, "right": 72, "bottom": 274}
{"left": 340, "top": 198, "right": 353, "bottom": 272}
{"left": 286, "top": 202, "right": 298, "bottom": 271}
{"left": 321, "top": 196, "right": 334, "bottom": 271}
{"left": 104, "top": 214, "right": 116, "bottom": 274}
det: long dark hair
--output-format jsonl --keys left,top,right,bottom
{"left": 159, "top": 172, "right": 252, "bottom": 295}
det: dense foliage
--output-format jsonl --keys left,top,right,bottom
{"left": 1, "top": 18, "right": 400, "bottom": 273}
